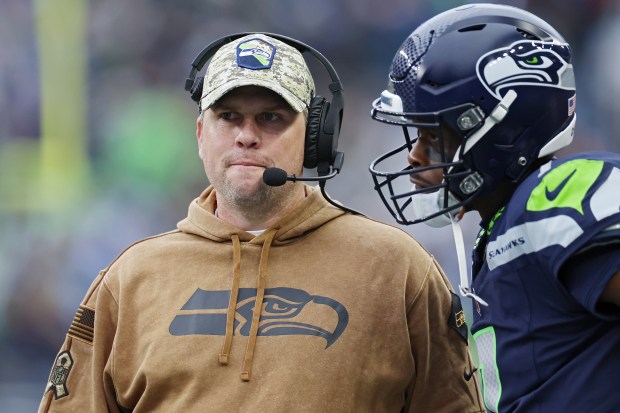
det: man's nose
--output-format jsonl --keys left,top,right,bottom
{"left": 407, "top": 140, "right": 427, "bottom": 167}
{"left": 234, "top": 120, "right": 261, "bottom": 148}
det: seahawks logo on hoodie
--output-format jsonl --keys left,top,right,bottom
{"left": 169, "top": 287, "right": 349, "bottom": 348}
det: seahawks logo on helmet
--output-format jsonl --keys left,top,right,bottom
{"left": 476, "top": 40, "right": 575, "bottom": 100}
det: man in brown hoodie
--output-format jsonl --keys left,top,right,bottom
{"left": 38, "top": 32, "right": 484, "bottom": 412}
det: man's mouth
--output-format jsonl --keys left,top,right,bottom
{"left": 229, "top": 160, "right": 265, "bottom": 168}
{"left": 410, "top": 176, "right": 433, "bottom": 188}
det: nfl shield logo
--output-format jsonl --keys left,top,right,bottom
{"left": 46, "top": 351, "right": 73, "bottom": 399}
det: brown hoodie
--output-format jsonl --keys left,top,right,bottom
{"left": 39, "top": 185, "right": 484, "bottom": 412}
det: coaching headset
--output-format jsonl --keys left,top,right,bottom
{"left": 184, "top": 32, "right": 345, "bottom": 182}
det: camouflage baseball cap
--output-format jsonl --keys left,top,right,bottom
{"left": 200, "top": 33, "right": 315, "bottom": 112}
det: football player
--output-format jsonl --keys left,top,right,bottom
{"left": 369, "top": 3, "right": 620, "bottom": 412}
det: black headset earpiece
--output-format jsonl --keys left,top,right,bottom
{"left": 185, "top": 32, "right": 344, "bottom": 176}
{"left": 303, "top": 96, "right": 326, "bottom": 169}
{"left": 189, "top": 77, "right": 204, "bottom": 105}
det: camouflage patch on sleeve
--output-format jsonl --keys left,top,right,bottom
{"left": 448, "top": 292, "right": 469, "bottom": 344}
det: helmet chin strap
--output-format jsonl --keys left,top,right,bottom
{"left": 462, "top": 89, "right": 518, "bottom": 156}
{"left": 411, "top": 185, "right": 460, "bottom": 228}
{"left": 451, "top": 216, "right": 489, "bottom": 307}
{"left": 447, "top": 90, "right": 517, "bottom": 308}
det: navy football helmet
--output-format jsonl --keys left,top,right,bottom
{"left": 369, "top": 3, "right": 576, "bottom": 225}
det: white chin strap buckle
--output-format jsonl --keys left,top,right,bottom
{"left": 451, "top": 217, "right": 489, "bottom": 307}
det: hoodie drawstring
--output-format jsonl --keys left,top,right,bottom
{"left": 220, "top": 234, "right": 242, "bottom": 365}
{"left": 241, "top": 228, "right": 277, "bottom": 381}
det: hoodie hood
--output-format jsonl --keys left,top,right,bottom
{"left": 177, "top": 185, "right": 346, "bottom": 244}
{"left": 176, "top": 184, "right": 347, "bottom": 380}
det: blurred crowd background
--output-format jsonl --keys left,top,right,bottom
{"left": 1, "top": 0, "right": 619, "bottom": 410}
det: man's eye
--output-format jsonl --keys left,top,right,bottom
{"left": 220, "top": 112, "right": 236, "bottom": 120}
{"left": 418, "top": 132, "right": 439, "bottom": 143}
{"left": 262, "top": 113, "right": 281, "bottom": 122}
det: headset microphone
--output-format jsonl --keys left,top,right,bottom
{"left": 261, "top": 153, "right": 361, "bottom": 215}
{"left": 262, "top": 167, "right": 339, "bottom": 186}
{"left": 262, "top": 168, "right": 289, "bottom": 187}
{"left": 262, "top": 151, "right": 343, "bottom": 187}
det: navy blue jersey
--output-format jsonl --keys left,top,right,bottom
{"left": 470, "top": 151, "right": 620, "bottom": 412}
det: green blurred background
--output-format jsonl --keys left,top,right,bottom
{"left": 1, "top": 0, "right": 619, "bottom": 410}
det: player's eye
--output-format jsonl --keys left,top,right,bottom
{"left": 417, "top": 130, "right": 439, "bottom": 144}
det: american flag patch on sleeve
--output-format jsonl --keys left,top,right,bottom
{"left": 68, "top": 305, "right": 95, "bottom": 344}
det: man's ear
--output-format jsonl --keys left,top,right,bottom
{"left": 196, "top": 115, "right": 204, "bottom": 159}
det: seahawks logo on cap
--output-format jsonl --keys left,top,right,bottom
{"left": 476, "top": 40, "right": 575, "bottom": 100}
{"left": 236, "top": 38, "right": 276, "bottom": 70}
